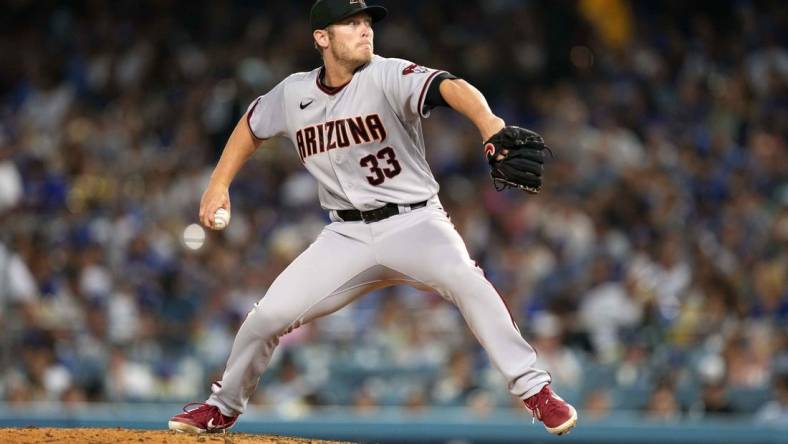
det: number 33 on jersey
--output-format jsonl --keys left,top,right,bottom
{"left": 246, "top": 55, "right": 445, "bottom": 212}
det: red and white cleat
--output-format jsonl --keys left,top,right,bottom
{"left": 168, "top": 402, "right": 238, "bottom": 434}
{"left": 523, "top": 385, "right": 578, "bottom": 435}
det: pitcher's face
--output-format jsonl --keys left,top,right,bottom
{"left": 326, "top": 12, "right": 374, "bottom": 66}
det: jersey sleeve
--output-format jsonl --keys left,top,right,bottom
{"left": 246, "top": 79, "right": 289, "bottom": 140}
{"left": 377, "top": 58, "right": 447, "bottom": 120}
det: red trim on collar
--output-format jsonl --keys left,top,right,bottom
{"left": 316, "top": 67, "right": 351, "bottom": 95}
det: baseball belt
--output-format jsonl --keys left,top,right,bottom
{"left": 336, "top": 201, "right": 427, "bottom": 223}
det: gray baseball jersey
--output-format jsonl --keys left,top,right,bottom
{"left": 202, "top": 56, "right": 551, "bottom": 420}
{"left": 247, "top": 55, "right": 442, "bottom": 211}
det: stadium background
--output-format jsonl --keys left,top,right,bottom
{"left": 0, "top": 0, "right": 786, "bottom": 442}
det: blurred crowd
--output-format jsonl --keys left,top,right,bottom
{"left": 1, "top": 0, "right": 787, "bottom": 424}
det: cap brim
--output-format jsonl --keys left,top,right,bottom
{"left": 335, "top": 5, "right": 388, "bottom": 26}
{"left": 363, "top": 5, "right": 388, "bottom": 23}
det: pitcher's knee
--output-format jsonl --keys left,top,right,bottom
{"left": 243, "top": 305, "right": 300, "bottom": 339}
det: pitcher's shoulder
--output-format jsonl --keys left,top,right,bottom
{"left": 367, "top": 56, "right": 435, "bottom": 78}
{"left": 281, "top": 69, "right": 320, "bottom": 86}
{"left": 368, "top": 55, "right": 414, "bottom": 70}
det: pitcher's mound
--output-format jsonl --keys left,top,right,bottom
{"left": 0, "top": 427, "right": 350, "bottom": 443}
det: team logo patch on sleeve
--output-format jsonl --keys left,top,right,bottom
{"left": 402, "top": 63, "right": 429, "bottom": 75}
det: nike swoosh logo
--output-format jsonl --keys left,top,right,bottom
{"left": 207, "top": 418, "right": 216, "bottom": 429}
{"left": 300, "top": 99, "right": 314, "bottom": 110}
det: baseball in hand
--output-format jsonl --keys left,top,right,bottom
{"left": 212, "top": 208, "right": 230, "bottom": 230}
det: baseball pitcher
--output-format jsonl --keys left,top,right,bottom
{"left": 169, "top": 0, "right": 577, "bottom": 436}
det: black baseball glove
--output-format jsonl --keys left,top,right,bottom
{"left": 484, "top": 126, "right": 551, "bottom": 193}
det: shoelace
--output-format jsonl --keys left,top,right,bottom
{"left": 524, "top": 391, "right": 563, "bottom": 424}
{"left": 181, "top": 402, "right": 212, "bottom": 413}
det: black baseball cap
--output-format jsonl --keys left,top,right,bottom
{"left": 310, "top": 0, "right": 388, "bottom": 31}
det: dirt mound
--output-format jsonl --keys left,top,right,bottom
{"left": 0, "top": 427, "right": 350, "bottom": 444}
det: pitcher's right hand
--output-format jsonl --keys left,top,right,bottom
{"left": 199, "top": 184, "right": 231, "bottom": 230}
